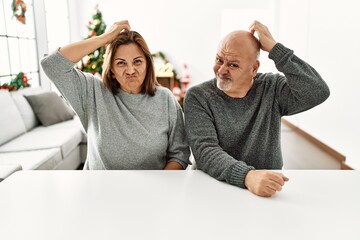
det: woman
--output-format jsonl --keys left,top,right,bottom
{"left": 41, "top": 20, "right": 190, "bottom": 170}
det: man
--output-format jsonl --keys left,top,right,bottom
{"left": 184, "top": 21, "right": 330, "bottom": 197}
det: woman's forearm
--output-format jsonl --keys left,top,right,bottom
{"left": 58, "top": 20, "right": 130, "bottom": 64}
{"left": 59, "top": 36, "right": 107, "bottom": 63}
{"left": 164, "top": 161, "right": 184, "bottom": 170}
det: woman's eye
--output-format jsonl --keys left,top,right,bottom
{"left": 134, "top": 59, "right": 142, "bottom": 65}
{"left": 116, "top": 61, "right": 126, "bottom": 66}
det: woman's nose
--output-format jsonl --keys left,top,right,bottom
{"left": 126, "top": 64, "right": 135, "bottom": 74}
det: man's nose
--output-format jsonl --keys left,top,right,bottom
{"left": 218, "top": 64, "right": 229, "bottom": 74}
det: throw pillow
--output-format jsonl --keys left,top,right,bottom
{"left": 24, "top": 92, "right": 75, "bottom": 127}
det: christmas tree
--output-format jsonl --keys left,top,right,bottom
{"left": 78, "top": 5, "right": 106, "bottom": 75}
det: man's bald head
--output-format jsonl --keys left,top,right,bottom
{"left": 219, "top": 30, "right": 260, "bottom": 60}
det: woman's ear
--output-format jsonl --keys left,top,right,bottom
{"left": 109, "top": 69, "right": 115, "bottom": 79}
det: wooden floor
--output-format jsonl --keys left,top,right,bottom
{"left": 281, "top": 123, "right": 341, "bottom": 169}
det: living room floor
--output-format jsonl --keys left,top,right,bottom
{"left": 281, "top": 124, "right": 341, "bottom": 169}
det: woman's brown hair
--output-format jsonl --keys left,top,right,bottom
{"left": 102, "top": 31, "right": 158, "bottom": 96}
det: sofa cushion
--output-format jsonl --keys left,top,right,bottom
{"left": 0, "top": 90, "right": 27, "bottom": 145}
{"left": 10, "top": 88, "right": 47, "bottom": 131}
{"left": 0, "top": 149, "right": 62, "bottom": 170}
{"left": 31, "top": 117, "right": 87, "bottom": 143}
{"left": 11, "top": 92, "right": 40, "bottom": 131}
{"left": 0, "top": 164, "right": 22, "bottom": 181}
{"left": 24, "top": 91, "right": 75, "bottom": 127}
{"left": 0, "top": 127, "right": 82, "bottom": 159}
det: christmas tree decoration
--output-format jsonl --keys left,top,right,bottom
{"left": 78, "top": 5, "right": 107, "bottom": 75}
{"left": 180, "top": 64, "right": 191, "bottom": 94}
{"left": 172, "top": 81, "right": 182, "bottom": 102}
{"left": 0, "top": 72, "right": 30, "bottom": 91}
{"left": 152, "top": 51, "right": 181, "bottom": 88}
{"left": 11, "top": 0, "right": 27, "bottom": 24}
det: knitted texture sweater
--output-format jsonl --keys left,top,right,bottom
{"left": 41, "top": 50, "right": 190, "bottom": 170}
{"left": 184, "top": 43, "right": 330, "bottom": 188}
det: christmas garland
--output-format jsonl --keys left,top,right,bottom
{"left": 12, "top": 0, "right": 27, "bottom": 24}
{"left": 0, "top": 72, "right": 30, "bottom": 91}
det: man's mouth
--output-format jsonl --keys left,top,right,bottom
{"left": 218, "top": 75, "right": 231, "bottom": 82}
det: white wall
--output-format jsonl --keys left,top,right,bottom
{"left": 72, "top": 0, "right": 360, "bottom": 168}
{"left": 76, "top": 0, "right": 271, "bottom": 87}
{"left": 277, "top": 0, "right": 360, "bottom": 169}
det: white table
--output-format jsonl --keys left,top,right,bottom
{"left": 0, "top": 170, "right": 359, "bottom": 240}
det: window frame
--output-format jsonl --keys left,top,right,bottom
{"left": 0, "top": 0, "right": 40, "bottom": 88}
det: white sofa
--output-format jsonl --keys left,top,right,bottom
{"left": 0, "top": 88, "right": 87, "bottom": 181}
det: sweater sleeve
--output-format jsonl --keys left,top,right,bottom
{"left": 184, "top": 88, "right": 254, "bottom": 188}
{"left": 269, "top": 43, "right": 330, "bottom": 115}
{"left": 166, "top": 93, "right": 191, "bottom": 169}
{"left": 40, "top": 49, "right": 95, "bottom": 130}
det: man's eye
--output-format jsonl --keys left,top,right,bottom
{"left": 229, "top": 63, "right": 239, "bottom": 69}
{"left": 215, "top": 57, "right": 223, "bottom": 64}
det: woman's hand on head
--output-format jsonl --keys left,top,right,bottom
{"left": 102, "top": 20, "right": 131, "bottom": 44}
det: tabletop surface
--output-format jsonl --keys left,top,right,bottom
{"left": 0, "top": 170, "right": 359, "bottom": 240}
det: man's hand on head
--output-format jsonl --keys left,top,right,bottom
{"left": 249, "top": 20, "right": 277, "bottom": 53}
{"left": 244, "top": 170, "right": 289, "bottom": 197}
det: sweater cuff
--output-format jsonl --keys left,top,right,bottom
{"left": 268, "top": 43, "right": 292, "bottom": 63}
{"left": 228, "top": 162, "right": 255, "bottom": 189}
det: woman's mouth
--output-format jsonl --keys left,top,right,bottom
{"left": 126, "top": 76, "right": 137, "bottom": 80}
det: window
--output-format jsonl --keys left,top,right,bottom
{"left": 44, "top": 0, "right": 70, "bottom": 53}
{"left": 0, "top": 0, "right": 40, "bottom": 87}
{"left": 43, "top": 0, "right": 70, "bottom": 92}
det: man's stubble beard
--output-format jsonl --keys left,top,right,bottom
{"left": 216, "top": 76, "right": 233, "bottom": 92}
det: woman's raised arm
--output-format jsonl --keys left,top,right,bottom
{"left": 59, "top": 20, "right": 130, "bottom": 63}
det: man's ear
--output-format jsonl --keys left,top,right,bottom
{"left": 252, "top": 60, "right": 260, "bottom": 77}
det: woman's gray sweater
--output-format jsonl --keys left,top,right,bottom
{"left": 41, "top": 51, "right": 190, "bottom": 170}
